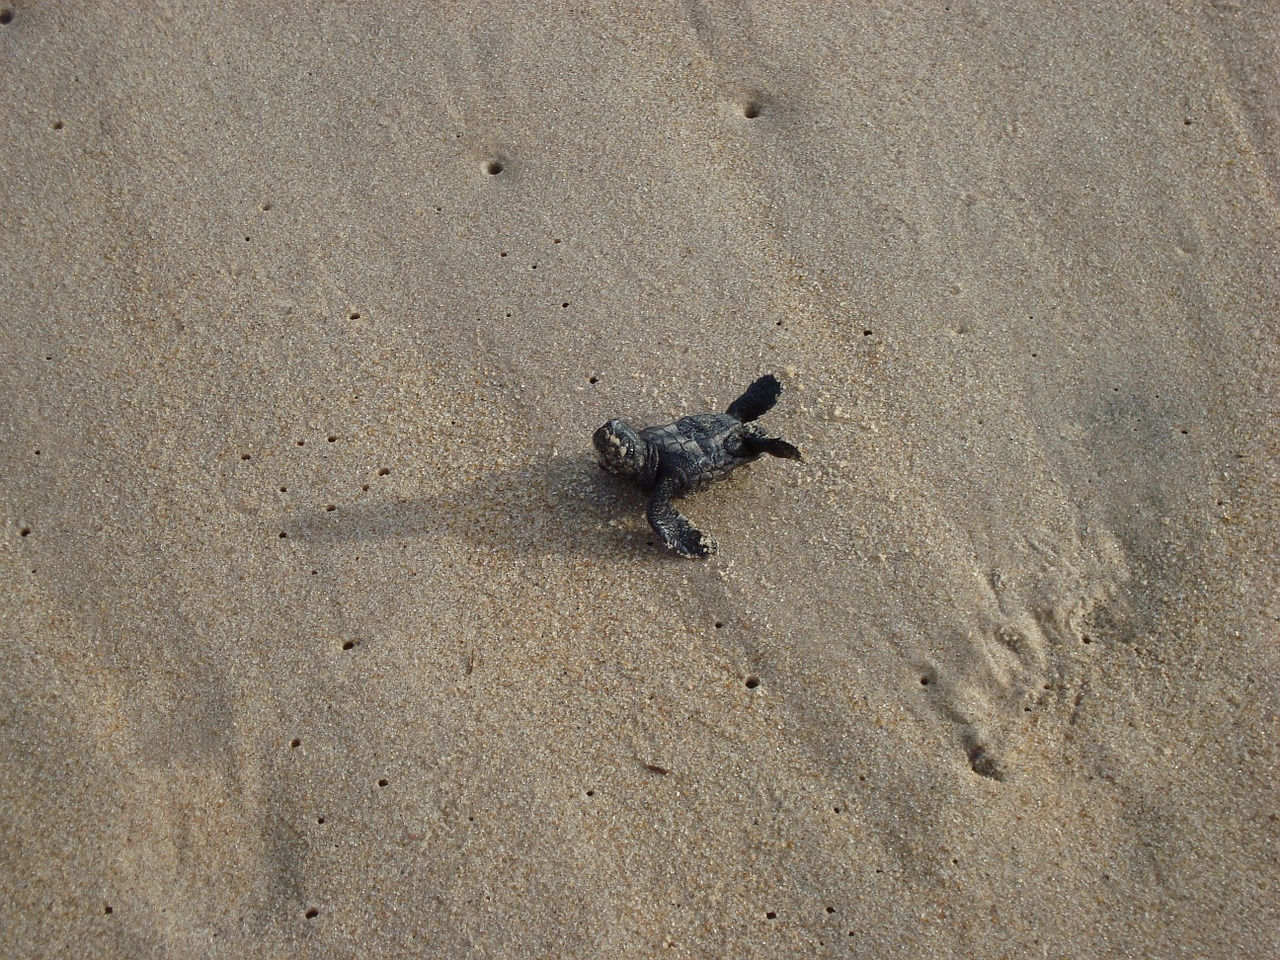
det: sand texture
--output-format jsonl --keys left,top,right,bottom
{"left": 2, "top": 2, "right": 1278, "bottom": 957}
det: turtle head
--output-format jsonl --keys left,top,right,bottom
{"left": 593, "top": 419, "right": 647, "bottom": 478}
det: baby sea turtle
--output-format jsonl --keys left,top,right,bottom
{"left": 593, "top": 374, "right": 803, "bottom": 558}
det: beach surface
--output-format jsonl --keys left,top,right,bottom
{"left": 2, "top": 2, "right": 1277, "bottom": 957}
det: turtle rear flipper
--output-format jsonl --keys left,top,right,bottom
{"left": 726, "top": 374, "right": 782, "bottom": 422}
{"left": 647, "top": 475, "right": 717, "bottom": 558}
{"left": 744, "top": 434, "right": 803, "bottom": 461}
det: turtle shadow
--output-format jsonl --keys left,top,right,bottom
{"left": 287, "top": 455, "right": 669, "bottom": 561}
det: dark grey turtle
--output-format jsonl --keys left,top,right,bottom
{"left": 593, "top": 374, "right": 803, "bottom": 558}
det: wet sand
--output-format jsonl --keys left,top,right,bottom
{"left": 2, "top": 2, "right": 1277, "bottom": 957}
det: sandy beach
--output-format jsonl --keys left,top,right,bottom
{"left": 2, "top": 2, "right": 1277, "bottom": 957}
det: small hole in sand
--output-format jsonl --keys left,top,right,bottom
{"left": 378, "top": 467, "right": 390, "bottom": 476}
{"left": 585, "top": 789, "right": 595, "bottom": 797}
{"left": 325, "top": 504, "right": 336, "bottom": 512}
{"left": 826, "top": 906, "right": 836, "bottom": 914}
{"left": 305, "top": 908, "right": 318, "bottom": 919}
{"left": 562, "top": 302, "right": 570, "bottom": 308}
{"left": 588, "top": 376, "right": 598, "bottom": 384}
{"left": 317, "top": 816, "right": 326, "bottom": 824}
{"left": 328, "top": 435, "right": 337, "bottom": 442}
{"left": 863, "top": 329, "right": 873, "bottom": 336}
{"left": 342, "top": 640, "right": 357, "bottom": 650}
{"left": 745, "top": 676, "right": 760, "bottom": 689}
{"left": 919, "top": 676, "right": 930, "bottom": 686}
{"left": 290, "top": 738, "right": 301, "bottom": 749}
{"left": 485, "top": 159, "right": 504, "bottom": 175}
{"left": 297, "top": 439, "right": 305, "bottom": 446}
{"left": 349, "top": 312, "right": 361, "bottom": 320}
{"left": 714, "top": 621, "right": 723, "bottom": 629}
{"left": 241, "top": 453, "right": 252, "bottom": 460}
{"left": 765, "top": 911, "right": 777, "bottom": 920}
{"left": 104, "top": 905, "right": 113, "bottom": 915}
{"left": 0, "top": 10, "right": 13, "bottom": 26}
{"left": 743, "top": 102, "right": 761, "bottom": 119}
{"left": 361, "top": 484, "right": 370, "bottom": 491}
{"left": 53, "top": 120, "right": 64, "bottom": 130}
{"left": 377, "top": 778, "right": 389, "bottom": 787}
{"left": 279, "top": 486, "right": 288, "bottom": 493}
{"left": 20, "top": 527, "right": 31, "bottom": 537}
{"left": 261, "top": 202, "right": 272, "bottom": 211}
{"left": 278, "top": 531, "right": 287, "bottom": 538}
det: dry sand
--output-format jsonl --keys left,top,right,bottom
{"left": 2, "top": 2, "right": 1277, "bottom": 957}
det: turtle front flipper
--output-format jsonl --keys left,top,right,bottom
{"left": 647, "top": 474, "right": 717, "bottom": 558}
